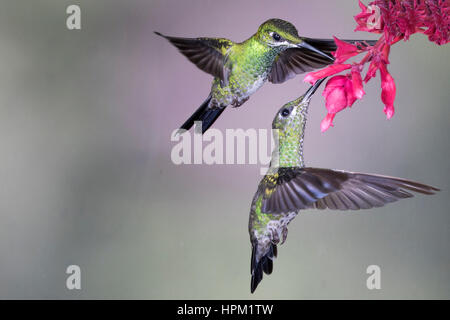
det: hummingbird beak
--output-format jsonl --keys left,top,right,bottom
{"left": 303, "top": 77, "right": 327, "bottom": 102}
{"left": 297, "top": 41, "right": 334, "bottom": 61}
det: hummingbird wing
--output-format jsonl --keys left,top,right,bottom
{"left": 268, "top": 38, "right": 376, "bottom": 84}
{"left": 155, "top": 32, "right": 233, "bottom": 85}
{"left": 261, "top": 167, "right": 439, "bottom": 213}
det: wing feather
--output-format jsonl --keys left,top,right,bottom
{"left": 262, "top": 167, "right": 439, "bottom": 213}
{"left": 268, "top": 38, "right": 377, "bottom": 84}
{"left": 155, "top": 32, "right": 232, "bottom": 84}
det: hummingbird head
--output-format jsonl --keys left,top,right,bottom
{"left": 257, "top": 18, "right": 333, "bottom": 59}
{"left": 272, "top": 96, "right": 307, "bottom": 135}
{"left": 272, "top": 77, "right": 326, "bottom": 132}
{"left": 271, "top": 78, "right": 326, "bottom": 165}
{"left": 257, "top": 19, "right": 301, "bottom": 49}
{"left": 270, "top": 95, "right": 309, "bottom": 168}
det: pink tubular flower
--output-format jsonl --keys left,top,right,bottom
{"left": 320, "top": 74, "right": 360, "bottom": 132}
{"left": 364, "top": 42, "right": 391, "bottom": 83}
{"left": 321, "top": 113, "right": 336, "bottom": 132}
{"left": 323, "top": 75, "right": 355, "bottom": 113}
{"left": 333, "top": 36, "right": 363, "bottom": 63}
{"left": 421, "top": 0, "right": 450, "bottom": 45}
{"left": 303, "top": 0, "right": 449, "bottom": 132}
{"left": 304, "top": 64, "right": 352, "bottom": 84}
{"left": 372, "top": 0, "right": 450, "bottom": 45}
{"left": 354, "top": 0, "right": 383, "bottom": 32}
{"left": 351, "top": 66, "right": 365, "bottom": 99}
{"left": 379, "top": 63, "right": 396, "bottom": 119}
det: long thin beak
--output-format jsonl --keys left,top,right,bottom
{"left": 303, "top": 77, "right": 327, "bottom": 102}
{"left": 297, "top": 41, "right": 334, "bottom": 61}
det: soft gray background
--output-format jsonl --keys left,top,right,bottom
{"left": 0, "top": 0, "right": 448, "bottom": 299}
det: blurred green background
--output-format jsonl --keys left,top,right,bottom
{"left": 0, "top": 0, "right": 448, "bottom": 299}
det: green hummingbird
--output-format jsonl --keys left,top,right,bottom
{"left": 248, "top": 78, "right": 440, "bottom": 293}
{"left": 156, "top": 18, "right": 375, "bottom": 133}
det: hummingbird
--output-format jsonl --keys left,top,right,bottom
{"left": 248, "top": 78, "right": 440, "bottom": 293}
{"left": 155, "top": 18, "right": 376, "bottom": 133}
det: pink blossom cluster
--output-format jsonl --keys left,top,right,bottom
{"left": 305, "top": 0, "right": 449, "bottom": 132}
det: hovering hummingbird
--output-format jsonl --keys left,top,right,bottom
{"left": 156, "top": 18, "right": 375, "bottom": 133}
{"left": 248, "top": 79, "right": 439, "bottom": 293}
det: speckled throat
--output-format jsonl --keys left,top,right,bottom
{"left": 271, "top": 96, "right": 309, "bottom": 169}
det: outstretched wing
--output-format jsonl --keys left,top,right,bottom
{"left": 155, "top": 32, "right": 232, "bottom": 85}
{"left": 261, "top": 167, "right": 440, "bottom": 213}
{"left": 248, "top": 194, "right": 297, "bottom": 293}
{"left": 268, "top": 38, "right": 377, "bottom": 84}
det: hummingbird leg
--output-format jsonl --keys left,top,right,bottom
{"left": 271, "top": 229, "right": 280, "bottom": 244}
{"left": 209, "top": 98, "right": 221, "bottom": 109}
{"left": 231, "top": 96, "right": 249, "bottom": 108}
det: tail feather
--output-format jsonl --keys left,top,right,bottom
{"left": 179, "top": 95, "right": 226, "bottom": 133}
{"left": 198, "top": 107, "right": 226, "bottom": 134}
{"left": 250, "top": 243, "right": 277, "bottom": 294}
{"left": 179, "top": 95, "right": 212, "bottom": 131}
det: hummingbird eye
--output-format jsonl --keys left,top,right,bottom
{"left": 281, "top": 108, "right": 290, "bottom": 117}
{"left": 271, "top": 32, "right": 282, "bottom": 42}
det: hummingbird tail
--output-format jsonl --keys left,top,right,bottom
{"left": 250, "top": 242, "right": 277, "bottom": 293}
{"left": 179, "top": 95, "right": 226, "bottom": 134}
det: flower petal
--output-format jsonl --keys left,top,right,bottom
{"left": 354, "top": 0, "right": 383, "bottom": 33}
{"left": 323, "top": 76, "right": 349, "bottom": 113}
{"left": 322, "top": 75, "right": 347, "bottom": 97}
{"left": 320, "top": 113, "right": 336, "bottom": 132}
{"left": 351, "top": 68, "right": 365, "bottom": 99}
{"left": 379, "top": 64, "right": 396, "bottom": 119}
{"left": 304, "top": 64, "right": 352, "bottom": 84}
{"left": 333, "top": 36, "right": 362, "bottom": 63}
{"left": 344, "top": 76, "right": 357, "bottom": 107}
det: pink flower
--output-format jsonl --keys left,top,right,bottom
{"left": 372, "top": 0, "right": 450, "bottom": 45}
{"left": 394, "top": 0, "right": 423, "bottom": 41}
{"left": 304, "top": 64, "right": 352, "bottom": 84}
{"left": 364, "top": 58, "right": 379, "bottom": 83}
{"left": 320, "top": 74, "right": 362, "bottom": 132}
{"left": 323, "top": 75, "right": 355, "bottom": 113}
{"left": 321, "top": 113, "right": 336, "bottom": 132}
{"left": 420, "top": 0, "right": 450, "bottom": 45}
{"left": 379, "top": 63, "right": 396, "bottom": 119}
{"left": 303, "top": 0, "right": 448, "bottom": 132}
{"left": 332, "top": 36, "right": 362, "bottom": 63}
{"left": 364, "top": 42, "right": 390, "bottom": 83}
{"left": 354, "top": 0, "right": 383, "bottom": 32}
{"left": 351, "top": 66, "right": 365, "bottom": 99}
